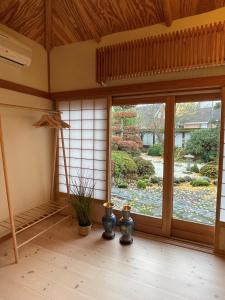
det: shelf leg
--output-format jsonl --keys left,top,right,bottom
{"left": 0, "top": 116, "right": 19, "bottom": 263}
{"left": 60, "top": 127, "right": 70, "bottom": 198}
{"left": 50, "top": 128, "right": 59, "bottom": 201}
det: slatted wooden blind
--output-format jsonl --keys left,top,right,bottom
{"left": 58, "top": 99, "right": 107, "bottom": 200}
{"left": 96, "top": 22, "right": 225, "bottom": 83}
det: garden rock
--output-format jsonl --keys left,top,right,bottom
{"left": 201, "top": 176, "right": 211, "bottom": 182}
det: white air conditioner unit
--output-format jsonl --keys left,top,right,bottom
{"left": 0, "top": 30, "right": 32, "bottom": 67}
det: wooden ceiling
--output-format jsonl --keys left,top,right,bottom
{"left": 0, "top": 0, "right": 225, "bottom": 49}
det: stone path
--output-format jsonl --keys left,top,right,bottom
{"left": 112, "top": 184, "right": 216, "bottom": 225}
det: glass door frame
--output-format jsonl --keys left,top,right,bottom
{"left": 110, "top": 92, "right": 223, "bottom": 246}
{"left": 171, "top": 94, "right": 222, "bottom": 245}
{"left": 110, "top": 95, "right": 174, "bottom": 237}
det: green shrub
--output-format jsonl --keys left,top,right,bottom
{"left": 141, "top": 147, "right": 148, "bottom": 154}
{"left": 112, "top": 151, "right": 137, "bottom": 178}
{"left": 129, "top": 149, "right": 141, "bottom": 157}
{"left": 190, "top": 164, "right": 200, "bottom": 173}
{"left": 134, "top": 157, "right": 155, "bottom": 176}
{"left": 117, "top": 182, "right": 128, "bottom": 188}
{"left": 191, "top": 178, "right": 210, "bottom": 187}
{"left": 186, "top": 128, "right": 219, "bottom": 162}
{"left": 137, "top": 180, "right": 147, "bottom": 189}
{"left": 142, "top": 175, "right": 150, "bottom": 180}
{"left": 174, "top": 147, "right": 186, "bottom": 161}
{"left": 148, "top": 144, "right": 163, "bottom": 156}
{"left": 200, "top": 163, "right": 217, "bottom": 179}
{"left": 151, "top": 176, "right": 160, "bottom": 184}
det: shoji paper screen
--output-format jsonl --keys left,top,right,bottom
{"left": 220, "top": 97, "right": 225, "bottom": 223}
{"left": 58, "top": 99, "right": 107, "bottom": 200}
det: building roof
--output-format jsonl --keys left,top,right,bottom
{"left": 137, "top": 103, "right": 220, "bottom": 130}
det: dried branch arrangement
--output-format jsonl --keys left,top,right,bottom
{"left": 96, "top": 21, "right": 225, "bottom": 83}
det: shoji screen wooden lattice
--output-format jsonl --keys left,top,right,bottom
{"left": 220, "top": 105, "right": 225, "bottom": 223}
{"left": 96, "top": 21, "right": 225, "bottom": 83}
{"left": 58, "top": 99, "right": 108, "bottom": 200}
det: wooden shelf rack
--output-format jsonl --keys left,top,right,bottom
{"left": 0, "top": 201, "right": 69, "bottom": 242}
{"left": 0, "top": 111, "right": 70, "bottom": 263}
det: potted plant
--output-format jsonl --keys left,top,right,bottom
{"left": 70, "top": 174, "right": 95, "bottom": 236}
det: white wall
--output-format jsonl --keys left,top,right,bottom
{"left": 0, "top": 25, "right": 53, "bottom": 221}
{"left": 50, "top": 7, "right": 225, "bottom": 92}
{"left": 0, "top": 24, "right": 48, "bottom": 91}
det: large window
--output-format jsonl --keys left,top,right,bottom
{"left": 58, "top": 99, "right": 107, "bottom": 200}
{"left": 172, "top": 100, "right": 221, "bottom": 226}
{"left": 111, "top": 103, "right": 165, "bottom": 218}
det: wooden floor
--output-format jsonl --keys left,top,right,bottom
{"left": 0, "top": 220, "right": 225, "bottom": 300}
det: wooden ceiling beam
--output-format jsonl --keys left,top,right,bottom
{"left": 51, "top": 75, "right": 225, "bottom": 101}
{"left": 45, "top": 0, "right": 52, "bottom": 93}
{"left": 162, "top": 0, "right": 173, "bottom": 26}
{"left": 45, "top": 0, "right": 52, "bottom": 51}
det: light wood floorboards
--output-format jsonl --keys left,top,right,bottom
{"left": 0, "top": 220, "right": 225, "bottom": 300}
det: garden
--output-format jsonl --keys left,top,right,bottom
{"left": 111, "top": 103, "right": 220, "bottom": 225}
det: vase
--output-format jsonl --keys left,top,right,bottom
{"left": 102, "top": 202, "right": 116, "bottom": 240}
{"left": 78, "top": 224, "right": 92, "bottom": 236}
{"left": 119, "top": 205, "right": 134, "bottom": 245}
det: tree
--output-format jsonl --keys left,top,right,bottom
{"left": 112, "top": 105, "right": 142, "bottom": 155}
{"left": 185, "top": 128, "right": 219, "bottom": 162}
{"left": 176, "top": 102, "right": 198, "bottom": 128}
{"left": 137, "top": 104, "right": 165, "bottom": 144}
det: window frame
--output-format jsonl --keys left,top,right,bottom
{"left": 56, "top": 89, "right": 225, "bottom": 251}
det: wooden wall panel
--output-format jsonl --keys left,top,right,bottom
{"left": 96, "top": 22, "right": 225, "bottom": 83}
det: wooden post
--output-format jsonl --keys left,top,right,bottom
{"left": 106, "top": 96, "right": 112, "bottom": 203}
{"left": 162, "top": 0, "right": 173, "bottom": 27}
{"left": 45, "top": 0, "right": 52, "bottom": 92}
{"left": 50, "top": 128, "right": 59, "bottom": 201}
{"left": 60, "top": 128, "right": 70, "bottom": 197}
{"left": 162, "top": 96, "right": 175, "bottom": 236}
{"left": 0, "top": 115, "right": 19, "bottom": 263}
{"left": 214, "top": 87, "right": 225, "bottom": 252}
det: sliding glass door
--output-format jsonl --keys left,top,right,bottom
{"left": 111, "top": 101, "right": 166, "bottom": 227}
{"left": 171, "top": 99, "right": 221, "bottom": 244}
{"left": 110, "top": 96, "right": 222, "bottom": 243}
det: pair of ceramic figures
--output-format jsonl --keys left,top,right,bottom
{"left": 102, "top": 202, "right": 134, "bottom": 245}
